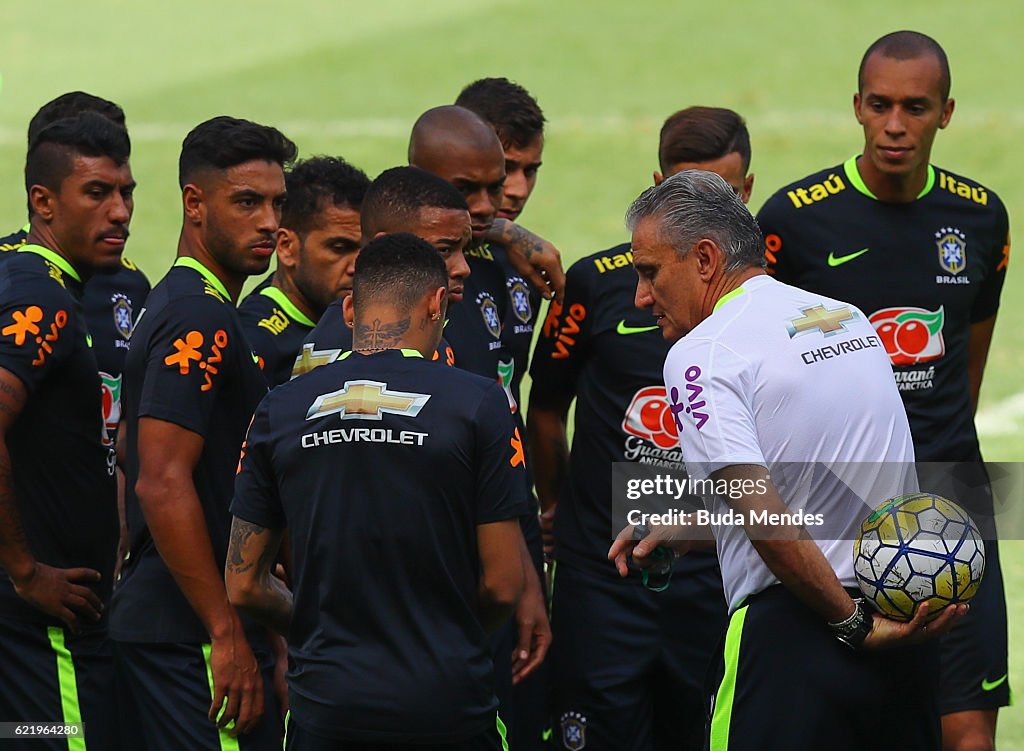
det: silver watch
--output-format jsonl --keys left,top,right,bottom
{"left": 829, "top": 598, "right": 873, "bottom": 649}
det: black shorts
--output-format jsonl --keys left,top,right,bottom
{"left": 706, "top": 586, "right": 940, "bottom": 751}
{"left": 917, "top": 459, "right": 1011, "bottom": 713}
{"left": 548, "top": 555, "right": 727, "bottom": 751}
{"left": 937, "top": 536, "right": 1011, "bottom": 713}
{"left": 0, "top": 618, "right": 117, "bottom": 751}
{"left": 114, "top": 640, "right": 282, "bottom": 751}
{"left": 486, "top": 510, "right": 548, "bottom": 751}
{"left": 283, "top": 711, "right": 508, "bottom": 751}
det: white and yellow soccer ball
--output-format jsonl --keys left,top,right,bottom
{"left": 854, "top": 492, "right": 985, "bottom": 622}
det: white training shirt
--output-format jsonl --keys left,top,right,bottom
{"left": 664, "top": 275, "right": 916, "bottom": 612}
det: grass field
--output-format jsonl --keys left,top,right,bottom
{"left": 2, "top": 0, "right": 1022, "bottom": 744}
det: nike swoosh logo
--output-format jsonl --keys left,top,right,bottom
{"left": 982, "top": 674, "right": 1008, "bottom": 691}
{"left": 827, "top": 248, "right": 870, "bottom": 267}
{"left": 542, "top": 729, "right": 553, "bottom": 741}
{"left": 617, "top": 320, "right": 659, "bottom": 335}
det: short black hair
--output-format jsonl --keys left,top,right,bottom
{"left": 353, "top": 232, "right": 448, "bottom": 314}
{"left": 360, "top": 166, "right": 468, "bottom": 237}
{"left": 859, "top": 31, "right": 951, "bottom": 101}
{"left": 26, "top": 112, "right": 131, "bottom": 199}
{"left": 27, "top": 92, "right": 126, "bottom": 146}
{"left": 178, "top": 116, "right": 297, "bottom": 188}
{"left": 281, "top": 156, "right": 371, "bottom": 235}
{"left": 659, "top": 107, "right": 751, "bottom": 173}
{"left": 455, "top": 77, "right": 546, "bottom": 149}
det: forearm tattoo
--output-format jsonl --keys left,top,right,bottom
{"left": 226, "top": 518, "right": 264, "bottom": 575}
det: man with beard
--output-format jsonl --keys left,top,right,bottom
{"left": 239, "top": 157, "right": 369, "bottom": 387}
{"left": 0, "top": 112, "right": 132, "bottom": 749}
{"left": 112, "top": 116, "right": 296, "bottom": 750}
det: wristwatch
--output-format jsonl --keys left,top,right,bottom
{"left": 828, "top": 598, "right": 873, "bottom": 649}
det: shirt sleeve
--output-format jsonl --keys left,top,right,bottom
{"left": 473, "top": 382, "right": 530, "bottom": 524}
{"left": 664, "top": 337, "right": 765, "bottom": 480}
{"left": 528, "top": 260, "right": 593, "bottom": 404}
{"left": 0, "top": 281, "right": 79, "bottom": 394}
{"left": 229, "top": 396, "right": 286, "bottom": 529}
{"left": 756, "top": 196, "right": 797, "bottom": 283}
{"left": 970, "top": 202, "right": 1010, "bottom": 323}
{"left": 137, "top": 296, "right": 239, "bottom": 437}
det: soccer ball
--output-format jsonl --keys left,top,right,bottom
{"left": 853, "top": 492, "right": 985, "bottom": 622}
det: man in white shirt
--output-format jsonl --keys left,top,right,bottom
{"left": 609, "top": 169, "right": 966, "bottom": 751}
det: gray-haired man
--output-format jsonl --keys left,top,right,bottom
{"left": 610, "top": 170, "right": 965, "bottom": 751}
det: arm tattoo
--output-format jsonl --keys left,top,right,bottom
{"left": 506, "top": 223, "right": 545, "bottom": 261}
{"left": 354, "top": 317, "right": 410, "bottom": 351}
{"left": 226, "top": 518, "right": 264, "bottom": 575}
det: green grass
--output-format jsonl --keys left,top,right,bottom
{"left": 2, "top": 0, "right": 1022, "bottom": 743}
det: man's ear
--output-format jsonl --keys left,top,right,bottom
{"left": 694, "top": 238, "right": 724, "bottom": 282}
{"left": 653, "top": 171, "right": 665, "bottom": 186}
{"left": 939, "top": 97, "right": 955, "bottom": 130}
{"left": 740, "top": 174, "right": 755, "bottom": 205}
{"left": 182, "top": 184, "right": 204, "bottom": 226}
{"left": 429, "top": 285, "right": 447, "bottom": 320}
{"left": 276, "top": 228, "right": 300, "bottom": 268}
{"left": 28, "top": 185, "right": 55, "bottom": 221}
{"left": 342, "top": 293, "right": 355, "bottom": 328}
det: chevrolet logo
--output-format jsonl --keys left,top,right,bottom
{"left": 787, "top": 304, "right": 856, "bottom": 338}
{"left": 291, "top": 343, "right": 343, "bottom": 379}
{"left": 306, "top": 380, "right": 430, "bottom": 421}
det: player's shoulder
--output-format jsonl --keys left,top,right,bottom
{"left": 568, "top": 241, "right": 634, "bottom": 283}
{"left": 287, "top": 349, "right": 497, "bottom": 407}
{"left": 0, "top": 250, "right": 80, "bottom": 305}
{"left": 929, "top": 164, "right": 1007, "bottom": 215}
{"left": 301, "top": 299, "right": 348, "bottom": 347}
{"left": 0, "top": 226, "right": 28, "bottom": 254}
{"left": 154, "top": 264, "right": 231, "bottom": 305}
{"left": 237, "top": 285, "right": 274, "bottom": 320}
{"left": 144, "top": 266, "right": 236, "bottom": 329}
{"left": 757, "top": 161, "right": 850, "bottom": 217}
{"left": 116, "top": 256, "right": 151, "bottom": 286}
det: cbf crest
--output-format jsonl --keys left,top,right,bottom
{"left": 560, "top": 711, "right": 587, "bottom": 751}
{"left": 111, "top": 293, "right": 134, "bottom": 341}
{"left": 507, "top": 277, "right": 533, "bottom": 325}
{"left": 935, "top": 227, "right": 967, "bottom": 275}
{"left": 476, "top": 292, "right": 502, "bottom": 339}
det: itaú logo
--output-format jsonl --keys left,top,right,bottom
{"left": 869, "top": 306, "right": 945, "bottom": 366}
{"left": 622, "top": 386, "right": 679, "bottom": 449}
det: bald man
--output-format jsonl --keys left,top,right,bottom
{"left": 410, "top": 106, "right": 564, "bottom": 303}
{"left": 410, "top": 105, "right": 552, "bottom": 749}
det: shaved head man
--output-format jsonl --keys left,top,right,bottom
{"left": 409, "top": 104, "right": 553, "bottom": 750}
{"left": 409, "top": 106, "right": 506, "bottom": 245}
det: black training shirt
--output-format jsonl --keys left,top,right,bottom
{"left": 757, "top": 158, "right": 1010, "bottom": 462}
{"left": 111, "top": 258, "right": 266, "bottom": 643}
{"left": 0, "top": 226, "right": 150, "bottom": 443}
{"left": 238, "top": 275, "right": 316, "bottom": 387}
{"left": 0, "top": 247, "right": 117, "bottom": 627}
{"left": 232, "top": 349, "right": 526, "bottom": 741}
